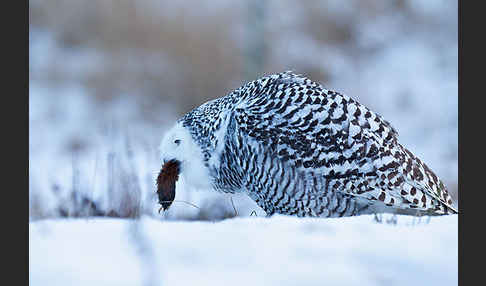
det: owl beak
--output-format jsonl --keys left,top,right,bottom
{"left": 156, "top": 159, "right": 181, "bottom": 212}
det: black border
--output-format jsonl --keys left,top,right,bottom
{"left": 459, "top": 0, "right": 479, "bottom": 285}
{"left": 9, "top": 0, "right": 29, "bottom": 285}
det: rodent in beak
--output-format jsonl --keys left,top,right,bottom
{"left": 156, "top": 159, "right": 181, "bottom": 212}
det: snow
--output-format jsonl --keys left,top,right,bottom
{"left": 30, "top": 214, "right": 458, "bottom": 286}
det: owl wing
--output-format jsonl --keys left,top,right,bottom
{"left": 230, "top": 72, "right": 457, "bottom": 215}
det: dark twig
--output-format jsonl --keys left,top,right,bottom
{"left": 230, "top": 196, "right": 238, "bottom": 217}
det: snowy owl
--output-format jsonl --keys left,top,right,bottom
{"left": 157, "top": 71, "right": 458, "bottom": 217}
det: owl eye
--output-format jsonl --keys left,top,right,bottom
{"left": 174, "top": 139, "right": 181, "bottom": 145}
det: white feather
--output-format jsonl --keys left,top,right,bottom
{"left": 159, "top": 122, "right": 213, "bottom": 192}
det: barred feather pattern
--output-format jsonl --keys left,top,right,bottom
{"left": 179, "top": 71, "right": 457, "bottom": 217}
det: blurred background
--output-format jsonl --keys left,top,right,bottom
{"left": 29, "top": 0, "right": 458, "bottom": 221}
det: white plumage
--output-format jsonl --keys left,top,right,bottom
{"left": 158, "top": 71, "right": 457, "bottom": 217}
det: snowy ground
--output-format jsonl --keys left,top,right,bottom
{"left": 30, "top": 214, "right": 458, "bottom": 286}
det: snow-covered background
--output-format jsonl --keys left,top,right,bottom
{"left": 29, "top": 1, "right": 458, "bottom": 285}
{"left": 29, "top": 0, "right": 458, "bottom": 220}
